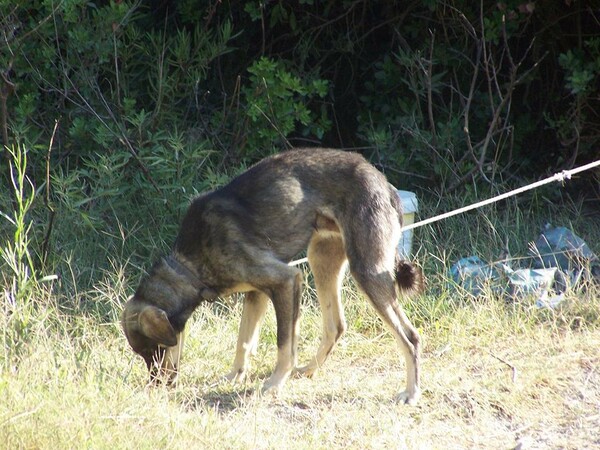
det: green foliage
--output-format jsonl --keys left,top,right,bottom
{"left": 481, "top": 0, "right": 532, "bottom": 44}
{"left": 239, "top": 57, "right": 331, "bottom": 157}
{"left": 0, "top": 1, "right": 243, "bottom": 287}
{"left": 357, "top": 50, "right": 461, "bottom": 181}
{"left": 0, "top": 145, "right": 37, "bottom": 302}
{"left": 558, "top": 40, "right": 600, "bottom": 95}
{"left": 2, "top": 0, "right": 598, "bottom": 191}
{"left": 0, "top": 0, "right": 598, "bottom": 310}
{"left": 1, "top": 1, "right": 236, "bottom": 160}
{"left": 547, "top": 37, "right": 600, "bottom": 164}
{"left": 0, "top": 144, "right": 59, "bottom": 365}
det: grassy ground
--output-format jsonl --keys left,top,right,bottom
{"left": 1, "top": 169, "right": 599, "bottom": 449}
{"left": 1, "top": 272, "right": 599, "bottom": 449}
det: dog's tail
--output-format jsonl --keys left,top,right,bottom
{"left": 388, "top": 182, "right": 425, "bottom": 293}
{"left": 395, "top": 255, "right": 425, "bottom": 294}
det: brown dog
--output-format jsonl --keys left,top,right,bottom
{"left": 122, "top": 148, "right": 424, "bottom": 404}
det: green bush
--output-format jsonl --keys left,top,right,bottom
{"left": 239, "top": 57, "right": 330, "bottom": 158}
{"left": 0, "top": 0, "right": 598, "bottom": 299}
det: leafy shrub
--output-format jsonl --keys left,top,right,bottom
{"left": 547, "top": 38, "right": 600, "bottom": 166}
{"left": 1, "top": 0, "right": 598, "bottom": 298}
{"left": 211, "top": 57, "right": 331, "bottom": 162}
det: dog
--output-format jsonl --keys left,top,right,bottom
{"left": 122, "top": 148, "right": 424, "bottom": 404}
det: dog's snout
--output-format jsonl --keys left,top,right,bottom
{"left": 145, "top": 346, "right": 179, "bottom": 385}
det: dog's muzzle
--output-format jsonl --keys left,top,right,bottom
{"left": 147, "top": 345, "right": 180, "bottom": 386}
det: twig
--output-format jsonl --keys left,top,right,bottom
{"left": 488, "top": 351, "right": 518, "bottom": 383}
{"left": 0, "top": 70, "right": 14, "bottom": 163}
{"left": 0, "top": 407, "right": 40, "bottom": 427}
{"left": 451, "top": 7, "right": 546, "bottom": 192}
{"left": 41, "top": 119, "right": 59, "bottom": 266}
{"left": 462, "top": 38, "right": 482, "bottom": 170}
{"left": 426, "top": 30, "right": 437, "bottom": 148}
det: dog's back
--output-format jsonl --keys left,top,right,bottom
{"left": 176, "top": 148, "right": 404, "bottom": 270}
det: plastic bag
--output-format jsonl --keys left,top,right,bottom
{"left": 532, "top": 225, "right": 597, "bottom": 270}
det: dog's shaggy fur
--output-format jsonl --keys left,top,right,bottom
{"left": 122, "top": 148, "right": 424, "bottom": 404}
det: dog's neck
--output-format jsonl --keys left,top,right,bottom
{"left": 163, "top": 254, "right": 218, "bottom": 301}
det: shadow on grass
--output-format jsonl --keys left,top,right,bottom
{"left": 200, "top": 387, "right": 257, "bottom": 411}
{"left": 177, "top": 370, "right": 401, "bottom": 415}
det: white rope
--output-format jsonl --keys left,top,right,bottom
{"left": 291, "top": 256, "right": 309, "bottom": 265}
{"left": 401, "top": 159, "right": 599, "bottom": 232}
{"left": 289, "top": 159, "right": 600, "bottom": 266}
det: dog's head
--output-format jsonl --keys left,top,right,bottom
{"left": 122, "top": 295, "right": 181, "bottom": 384}
{"left": 122, "top": 256, "right": 219, "bottom": 384}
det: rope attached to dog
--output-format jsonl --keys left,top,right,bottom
{"left": 289, "top": 159, "right": 600, "bottom": 267}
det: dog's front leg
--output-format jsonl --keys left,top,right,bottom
{"left": 226, "top": 290, "right": 269, "bottom": 383}
{"left": 261, "top": 269, "right": 303, "bottom": 396}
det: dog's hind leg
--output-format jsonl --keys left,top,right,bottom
{"left": 388, "top": 298, "right": 421, "bottom": 404}
{"left": 297, "top": 235, "right": 348, "bottom": 378}
{"left": 226, "top": 290, "right": 269, "bottom": 383}
{"left": 351, "top": 268, "right": 421, "bottom": 405}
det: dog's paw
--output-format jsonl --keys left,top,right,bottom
{"left": 261, "top": 373, "right": 288, "bottom": 397}
{"left": 293, "top": 364, "right": 317, "bottom": 379}
{"left": 260, "top": 382, "right": 283, "bottom": 398}
{"left": 396, "top": 387, "right": 421, "bottom": 406}
{"left": 224, "top": 368, "right": 247, "bottom": 384}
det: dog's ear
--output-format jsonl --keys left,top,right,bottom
{"left": 138, "top": 305, "right": 178, "bottom": 347}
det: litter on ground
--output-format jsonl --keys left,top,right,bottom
{"left": 449, "top": 225, "right": 599, "bottom": 307}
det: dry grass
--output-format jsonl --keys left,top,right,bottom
{"left": 2, "top": 275, "right": 599, "bottom": 450}
{"left": 2, "top": 165, "right": 599, "bottom": 449}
